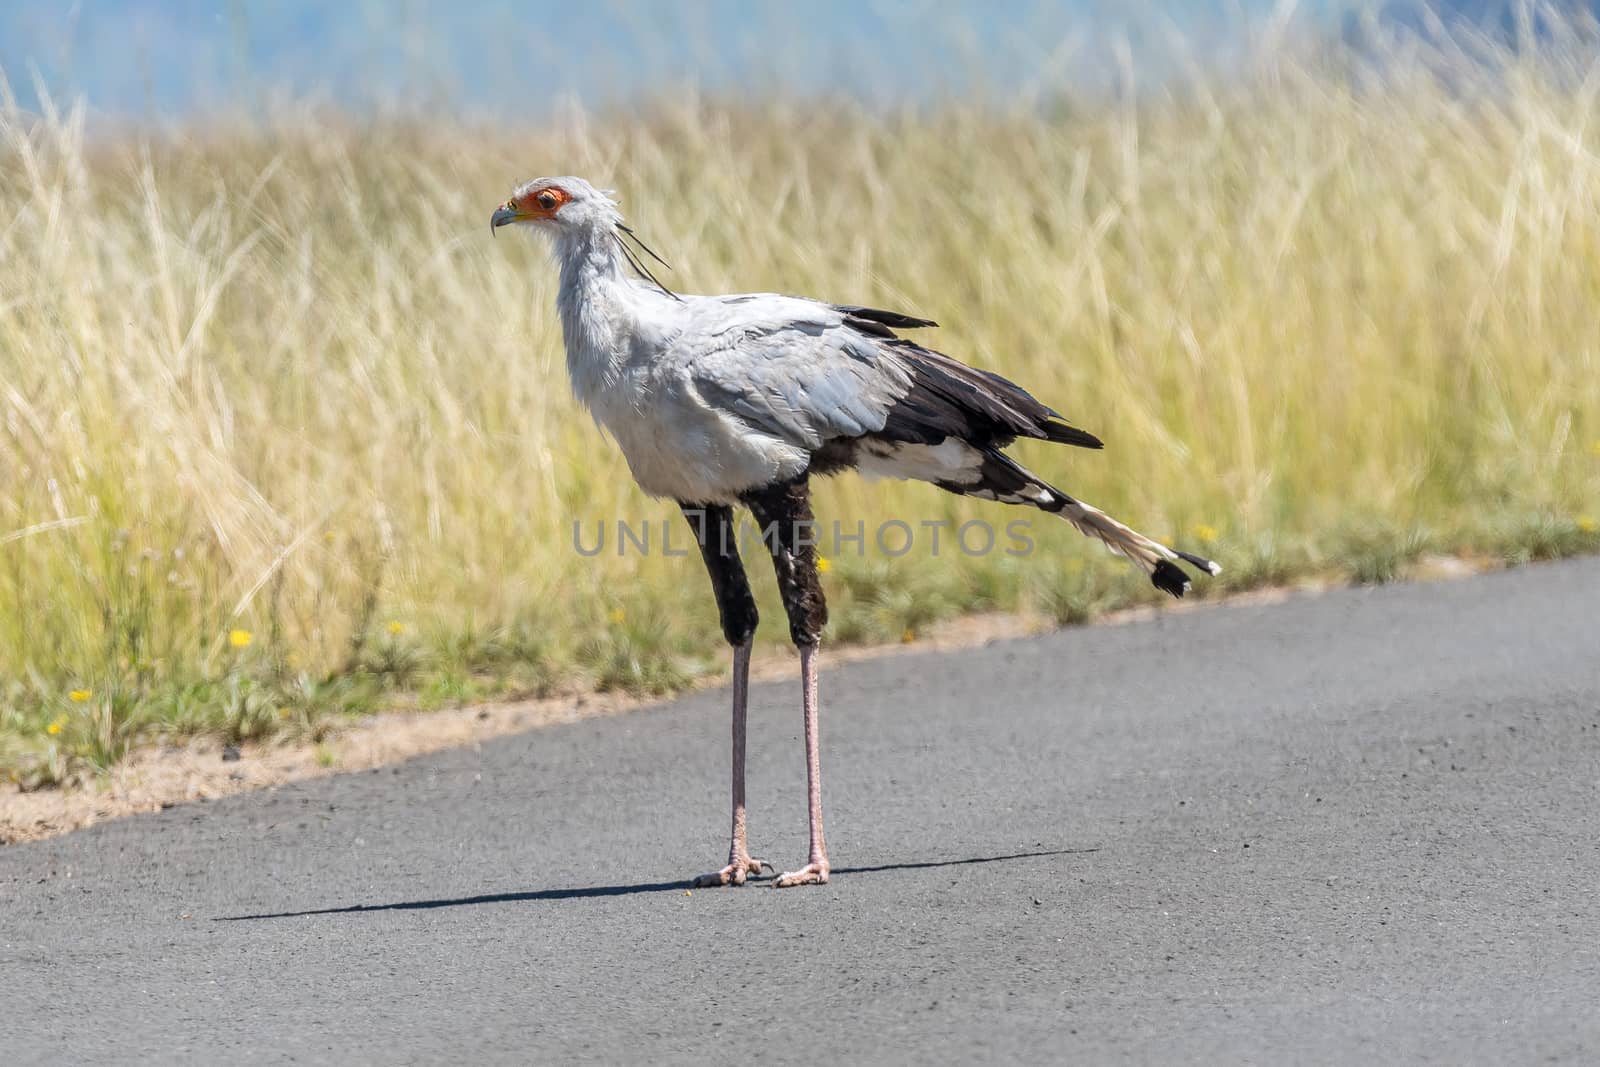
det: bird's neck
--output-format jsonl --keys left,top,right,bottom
{"left": 553, "top": 225, "right": 642, "bottom": 404}
{"left": 554, "top": 224, "right": 627, "bottom": 298}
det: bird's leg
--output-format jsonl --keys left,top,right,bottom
{"left": 776, "top": 641, "right": 829, "bottom": 887}
{"left": 681, "top": 503, "right": 766, "bottom": 888}
{"left": 694, "top": 638, "right": 765, "bottom": 887}
{"left": 745, "top": 478, "right": 831, "bottom": 888}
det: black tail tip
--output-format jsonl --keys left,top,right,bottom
{"left": 1151, "top": 559, "right": 1191, "bottom": 598}
{"left": 1174, "top": 549, "right": 1222, "bottom": 576}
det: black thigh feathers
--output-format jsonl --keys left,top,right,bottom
{"left": 743, "top": 479, "right": 828, "bottom": 648}
{"left": 680, "top": 503, "right": 758, "bottom": 647}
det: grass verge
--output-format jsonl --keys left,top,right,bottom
{"left": 3, "top": 31, "right": 1600, "bottom": 787}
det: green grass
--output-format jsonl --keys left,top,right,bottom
{"left": 3, "top": 34, "right": 1600, "bottom": 786}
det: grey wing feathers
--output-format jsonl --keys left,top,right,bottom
{"left": 680, "top": 293, "right": 1099, "bottom": 453}
{"left": 683, "top": 297, "right": 908, "bottom": 449}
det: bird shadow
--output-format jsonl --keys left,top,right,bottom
{"left": 215, "top": 845, "right": 1097, "bottom": 922}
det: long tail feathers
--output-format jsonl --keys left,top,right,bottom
{"left": 968, "top": 449, "right": 1219, "bottom": 597}
{"left": 909, "top": 442, "right": 1220, "bottom": 598}
{"left": 1046, "top": 495, "right": 1221, "bottom": 597}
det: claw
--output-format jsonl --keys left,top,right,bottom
{"left": 773, "top": 861, "right": 829, "bottom": 888}
{"left": 692, "top": 856, "right": 766, "bottom": 888}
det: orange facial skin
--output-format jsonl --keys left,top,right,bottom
{"left": 510, "top": 184, "right": 571, "bottom": 220}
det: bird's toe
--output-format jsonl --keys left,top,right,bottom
{"left": 772, "top": 861, "right": 830, "bottom": 888}
{"left": 692, "top": 857, "right": 767, "bottom": 888}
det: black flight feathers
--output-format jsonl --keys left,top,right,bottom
{"left": 834, "top": 304, "right": 1104, "bottom": 453}
{"left": 833, "top": 304, "right": 939, "bottom": 333}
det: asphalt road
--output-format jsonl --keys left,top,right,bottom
{"left": 3, "top": 560, "right": 1599, "bottom": 1065}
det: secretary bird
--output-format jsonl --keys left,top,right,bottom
{"left": 492, "top": 176, "right": 1218, "bottom": 888}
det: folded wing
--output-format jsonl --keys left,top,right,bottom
{"left": 677, "top": 294, "right": 1102, "bottom": 454}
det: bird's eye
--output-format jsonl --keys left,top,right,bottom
{"left": 536, "top": 191, "right": 559, "bottom": 210}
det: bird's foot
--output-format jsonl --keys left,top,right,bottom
{"left": 692, "top": 856, "right": 768, "bottom": 888}
{"left": 773, "top": 860, "right": 829, "bottom": 888}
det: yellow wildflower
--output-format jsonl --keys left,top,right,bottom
{"left": 1578, "top": 515, "right": 1599, "bottom": 535}
{"left": 816, "top": 556, "right": 832, "bottom": 573}
{"left": 387, "top": 621, "right": 406, "bottom": 636}
{"left": 47, "top": 717, "right": 65, "bottom": 736}
{"left": 1191, "top": 523, "right": 1219, "bottom": 543}
{"left": 68, "top": 689, "right": 91, "bottom": 703}
{"left": 228, "top": 629, "right": 253, "bottom": 648}
{"left": 608, "top": 607, "right": 627, "bottom": 625}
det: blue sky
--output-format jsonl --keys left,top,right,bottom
{"left": 0, "top": 1, "right": 1356, "bottom": 117}
{"left": 0, "top": 2, "right": 1569, "bottom": 118}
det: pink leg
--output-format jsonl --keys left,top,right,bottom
{"left": 775, "top": 643, "right": 829, "bottom": 887}
{"left": 694, "top": 641, "right": 765, "bottom": 887}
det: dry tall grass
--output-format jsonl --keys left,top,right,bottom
{"left": 3, "top": 38, "right": 1599, "bottom": 781}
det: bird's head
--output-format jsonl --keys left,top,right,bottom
{"left": 491, "top": 176, "right": 620, "bottom": 237}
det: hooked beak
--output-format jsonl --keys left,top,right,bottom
{"left": 490, "top": 203, "right": 520, "bottom": 236}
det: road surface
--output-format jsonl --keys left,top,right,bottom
{"left": 3, "top": 560, "right": 1599, "bottom": 1064}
